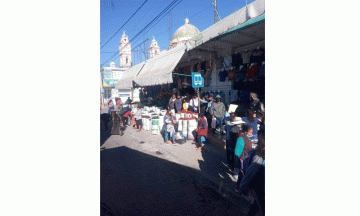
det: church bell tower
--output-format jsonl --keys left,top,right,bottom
{"left": 119, "top": 31, "right": 132, "bottom": 68}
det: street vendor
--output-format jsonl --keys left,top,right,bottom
{"left": 194, "top": 113, "right": 208, "bottom": 150}
{"left": 189, "top": 94, "right": 199, "bottom": 113}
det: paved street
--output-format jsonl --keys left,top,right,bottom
{"left": 101, "top": 122, "right": 252, "bottom": 216}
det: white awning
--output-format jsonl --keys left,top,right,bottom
{"left": 134, "top": 44, "right": 186, "bottom": 87}
{"left": 186, "top": 0, "right": 264, "bottom": 50}
{"left": 115, "top": 62, "right": 145, "bottom": 89}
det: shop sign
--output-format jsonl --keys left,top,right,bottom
{"left": 103, "top": 79, "right": 119, "bottom": 87}
{"left": 192, "top": 72, "right": 204, "bottom": 88}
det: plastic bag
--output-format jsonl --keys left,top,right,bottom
{"left": 211, "top": 118, "right": 216, "bottom": 129}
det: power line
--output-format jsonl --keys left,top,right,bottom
{"left": 144, "top": 0, "right": 182, "bottom": 36}
{"left": 100, "top": 0, "right": 148, "bottom": 49}
{"left": 189, "top": 5, "right": 213, "bottom": 19}
{"left": 101, "top": 0, "right": 182, "bottom": 67}
{"left": 131, "top": 0, "right": 180, "bottom": 43}
{"left": 101, "top": 0, "right": 213, "bottom": 66}
{"left": 126, "top": 0, "right": 168, "bottom": 36}
{"left": 153, "top": 4, "right": 212, "bottom": 39}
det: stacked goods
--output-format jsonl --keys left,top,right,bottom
{"left": 150, "top": 113, "right": 157, "bottom": 119}
{"left": 182, "top": 119, "right": 188, "bottom": 138}
{"left": 142, "top": 116, "right": 151, "bottom": 131}
{"left": 187, "top": 118, "right": 198, "bottom": 140}
{"left": 141, "top": 115, "right": 146, "bottom": 126}
{"left": 178, "top": 119, "right": 183, "bottom": 132}
{"left": 146, "top": 117, "right": 151, "bottom": 131}
{"left": 159, "top": 115, "right": 165, "bottom": 132}
{"left": 155, "top": 107, "right": 161, "bottom": 115}
{"left": 151, "top": 118, "right": 160, "bottom": 135}
{"left": 180, "top": 113, "right": 185, "bottom": 118}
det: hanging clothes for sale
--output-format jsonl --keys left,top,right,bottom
{"left": 251, "top": 47, "right": 265, "bottom": 63}
{"left": 227, "top": 67, "right": 237, "bottom": 81}
{"left": 233, "top": 65, "right": 247, "bottom": 91}
{"left": 218, "top": 69, "right": 228, "bottom": 82}
{"left": 204, "top": 69, "right": 211, "bottom": 87}
{"left": 241, "top": 52, "right": 251, "bottom": 64}
{"left": 247, "top": 63, "right": 258, "bottom": 79}
{"left": 223, "top": 55, "right": 232, "bottom": 68}
{"left": 232, "top": 52, "right": 243, "bottom": 69}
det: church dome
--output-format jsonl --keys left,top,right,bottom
{"left": 170, "top": 18, "right": 200, "bottom": 47}
{"left": 110, "top": 62, "right": 116, "bottom": 68}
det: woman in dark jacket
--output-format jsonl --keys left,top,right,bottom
{"left": 239, "top": 130, "right": 265, "bottom": 216}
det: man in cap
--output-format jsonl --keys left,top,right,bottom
{"left": 210, "top": 95, "right": 226, "bottom": 135}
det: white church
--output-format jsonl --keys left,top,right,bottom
{"left": 101, "top": 18, "right": 200, "bottom": 105}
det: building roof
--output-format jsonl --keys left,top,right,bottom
{"left": 171, "top": 18, "right": 200, "bottom": 43}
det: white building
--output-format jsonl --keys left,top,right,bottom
{"left": 119, "top": 31, "right": 132, "bottom": 68}
{"left": 101, "top": 32, "right": 141, "bottom": 106}
{"left": 149, "top": 36, "right": 160, "bottom": 59}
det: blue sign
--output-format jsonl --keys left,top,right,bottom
{"left": 192, "top": 72, "right": 204, "bottom": 88}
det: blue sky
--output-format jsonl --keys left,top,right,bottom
{"left": 100, "top": 0, "right": 256, "bottom": 67}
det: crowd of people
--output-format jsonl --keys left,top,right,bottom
{"left": 101, "top": 92, "right": 265, "bottom": 216}
{"left": 163, "top": 91, "right": 265, "bottom": 215}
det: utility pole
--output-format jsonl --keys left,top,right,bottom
{"left": 211, "top": 0, "right": 220, "bottom": 23}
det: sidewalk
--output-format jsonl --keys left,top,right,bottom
{"left": 101, "top": 125, "right": 250, "bottom": 207}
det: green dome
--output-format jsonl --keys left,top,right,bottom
{"left": 172, "top": 18, "right": 200, "bottom": 41}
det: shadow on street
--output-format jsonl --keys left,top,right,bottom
{"left": 101, "top": 146, "right": 250, "bottom": 216}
